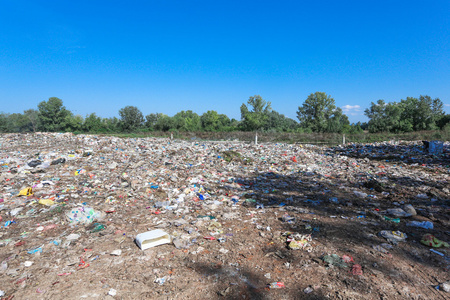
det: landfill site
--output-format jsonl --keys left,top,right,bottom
{"left": 0, "top": 133, "right": 449, "bottom": 300}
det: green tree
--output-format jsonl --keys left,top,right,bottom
{"left": 24, "top": 109, "right": 40, "bottom": 132}
{"left": 240, "top": 95, "right": 272, "bottom": 131}
{"left": 5, "top": 113, "right": 28, "bottom": 132}
{"left": 83, "top": 113, "right": 103, "bottom": 132}
{"left": 436, "top": 114, "right": 450, "bottom": 129}
{"left": 145, "top": 113, "right": 164, "bottom": 130}
{"left": 264, "top": 111, "right": 298, "bottom": 132}
{"left": 154, "top": 114, "right": 174, "bottom": 131}
{"left": 326, "top": 107, "right": 349, "bottom": 133}
{"left": 103, "top": 117, "right": 120, "bottom": 132}
{"left": 64, "top": 113, "right": 84, "bottom": 132}
{"left": 343, "top": 123, "right": 363, "bottom": 134}
{"left": 218, "top": 114, "right": 231, "bottom": 128}
{"left": 223, "top": 118, "right": 240, "bottom": 132}
{"left": 37, "top": 97, "right": 71, "bottom": 132}
{"left": 364, "top": 100, "right": 406, "bottom": 133}
{"left": 399, "top": 96, "right": 444, "bottom": 131}
{"left": 118, "top": 106, "right": 144, "bottom": 132}
{"left": 0, "top": 113, "right": 8, "bottom": 132}
{"left": 201, "top": 110, "right": 222, "bottom": 131}
{"left": 297, "top": 92, "right": 348, "bottom": 132}
{"left": 172, "top": 110, "right": 201, "bottom": 131}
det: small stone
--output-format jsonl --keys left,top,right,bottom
{"left": 108, "top": 288, "right": 117, "bottom": 296}
{"left": 304, "top": 286, "right": 314, "bottom": 294}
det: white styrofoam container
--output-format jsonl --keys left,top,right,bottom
{"left": 135, "top": 229, "right": 171, "bottom": 250}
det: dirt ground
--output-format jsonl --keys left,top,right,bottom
{"left": 0, "top": 133, "right": 449, "bottom": 299}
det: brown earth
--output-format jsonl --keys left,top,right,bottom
{"left": 0, "top": 133, "right": 449, "bottom": 299}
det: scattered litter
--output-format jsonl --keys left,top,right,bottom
{"left": 268, "top": 282, "right": 285, "bottom": 289}
{"left": 0, "top": 134, "right": 447, "bottom": 298}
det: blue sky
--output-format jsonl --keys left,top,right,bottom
{"left": 1, "top": 0, "right": 449, "bottom": 123}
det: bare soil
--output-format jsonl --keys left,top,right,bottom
{"left": 0, "top": 134, "right": 449, "bottom": 299}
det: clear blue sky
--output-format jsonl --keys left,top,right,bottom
{"left": 1, "top": 0, "right": 449, "bottom": 123}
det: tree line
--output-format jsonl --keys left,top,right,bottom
{"left": 0, "top": 93, "right": 448, "bottom": 134}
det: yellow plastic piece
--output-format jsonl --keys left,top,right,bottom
{"left": 39, "top": 198, "right": 55, "bottom": 206}
{"left": 19, "top": 187, "right": 33, "bottom": 196}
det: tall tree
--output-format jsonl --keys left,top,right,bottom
{"left": 37, "top": 97, "right": 71, "bottom": 132}
{"left": 218, "top": 114, "right": 231, "bottom": 128}
{"left": 201, "top": 110, "right": 222, "bottom": 131}
{"left": 0, "top": 113, "right": 8, "bottom": 132}
{"left": 5, "top": 113, "right": 28, "bottom": 132}
{"left": 326, "top": 107, "right": 350, "bottom": 133}
{"left": 145, "top": 113, "right": 164, "bottom": 130}
{"left": 154, "top": 114, "right": 174, "bottom": 131}
{"left": 264, "top": 111, "right": 298, "bottom": 132}
{"left": 297, "top": 92, "right": 348, "bottom": 132}
{"left": 240, "top": 95, "right": 272, "bottom": 131}
{"left": 118, "top": 106, "right": 144, "bottom": 132}
{"left": 103, "top": 117, "right": 120, "bottom": 132}
{"left": 364, "top": 100, "right": 406, "bottom": 133}
{"left": 83, "top": 113, "right": 103, "bottom": 132}
{"left": 64, "top": 113, "right": 84, "bottom": 132}
{"left": 173, "top": 110, "right": 201, "bottom": 131}
{"left": 399, "top": 95, "right": 444, "bottom": 131}
{"left": 24, "top": 109, "right": 40, "bottom": 132}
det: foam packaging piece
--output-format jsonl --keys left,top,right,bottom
{"left": 135, "top": 229, "right": 171, "bottom": 250}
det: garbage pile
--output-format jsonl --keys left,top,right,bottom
{"left": 0, "top": 133, "right": 449, "bottom": 299}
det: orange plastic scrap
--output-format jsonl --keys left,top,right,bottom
{"left": 77, "top": 257, "right": 90, "bottom": 270}
{"left": 18, "top": 187, "right": 33, "bottom": 196}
